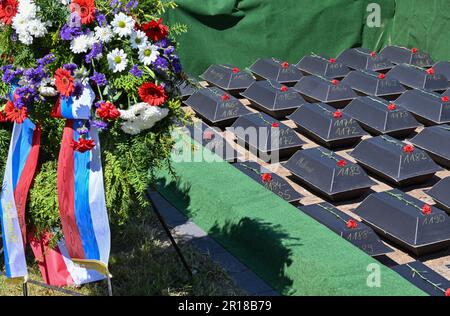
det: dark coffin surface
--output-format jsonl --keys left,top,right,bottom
{"left": 249, "top": 58, "right": 303, "bottom": 85}
{"left": 184, "top": 87, "right": 251, "bottom": 127}
{"left": 200, "top": 64, "right": 255, "bottom": 94}
{"left": 229, "top": 112, "right": 305, "bottom": 160}
{"left": 350, "top": 135, "right": 442, "bottom": 186}
{"left": 354, "top": 190, "right": 450, "bottom": 256}
{"left": 343, "top": 96, "right": 421, "bottom": 137}
{"left": 410, "top": 125, "right": 450, "bottom": 168}
{"left": 287, "top": 102, "right": 367, "bottom": 148}
{"left": 295, "top": 54, "right": 351, "bottom": 79}
{"left": 177, "top": 77, "right": 201, "bottom": 100}
{"left": 395, "top": 89, "right": 450, "bottom": 125}
{"left": 233, "top": 161, "right": 303, "bottom": 204}
{"left": 341, "top": 69, "right": 406, "bottom": 99}
{"left": 381, "top": 46, "right": 434, "bottom": 68}
{"left": 393, "top": 261, "right": 450, "bottom": 296}
{"left": 337, "top": 48, "right": 394, "bottom": 72}
{"left": 386, "top": 64, "right": 450, "bottom": 91}
{"left": 300, "top": 203, "right": 393, "bottom": 257}
{"left": 428, "top": 177, "right": 450, "bottom": 213}
{"left": 240, "top": 80, "right": 306, "bottom": 119}
{"left": 181, "top": 120, "right": 240, "bottom": 162}
{"left": 433, "top": 61, "right": 450, "bottom": 81}
{"left": 293, "top": 75, "right": 357, "bottom": 108}
{"left": 284, "top": 147, "right": 375, "bottom": 201}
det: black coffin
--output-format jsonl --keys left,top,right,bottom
{"left": 184, "top": 87, "right": 251, "bottom": 128}
{"left": 299, "top": 203, "right": 393, "bottom": 257}
{"left": 240, "top": 80, "right": 306, "bottom": 119}
{"left": 288, "top": 102, "right": 367, "bottom": 149}
{"left": 380, "top": 46, "right": 434, "bottom": 68}
{"left": 284, "top": 147, "right": 375, "bottom": 201}
{"left": 343, "top": 96, "right": 421, "bottom": 138}
{"left": 295, "top": 54, "right": 351, "bottom": 79}
{"left": 176, "top": 77, "right": 201, "bottom": 100}
{"left": 249, "top": 58, "right": 304, "bottom": 86}
{"left": 433, "top": 61, "right": 450, "bottom": 81}
{"left": 393, "top": 261, "right": 450, "bottom": 296}
{"left": 337, "top": 48, "right": 394, "bottom": 73}
{"left": 395, "top": 89, "right": 450, "bottom": 125}
{"left": 350, "top": 135, "right": 442, "bottom": 187}
{"left": 293, "top": 75, "right": 357, "bottom": 108}
{"left": 354, "top": 190, "right": 450, "bottom": 256}
{"left": 428, "top": 177, "right": 450, "bottom": 213}
{"left": 233, "top": 161, "right": 303, "bottom": 204}
{"left": 410, "top": 125, "right": 450, "bottom": 168}
{"left": 386, "top": 64, "right": 450, "bottom": 91}
{"left": 200, "top": 64, "right": 255, "bottom": 96}
{"left": 181, "top": 120, "right": 241, "bottom": 162}
{"left": 228, "top": 112, "right": 305, "bottom": 161}
{"left": 341, "top": 69, "right": 406, "bottom": 100}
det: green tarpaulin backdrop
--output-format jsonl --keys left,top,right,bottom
{"left": 166, "top": 0, "right": 450, "bottom": 76}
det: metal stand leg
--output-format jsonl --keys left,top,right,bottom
{"left": 22, "top": 282, "right": 28, "bottom": 296}
{"left": 106, "top": 275, "right": 113, "bottom": 296}
{"left": 146, "top": 190, "right": 193, "bottom": 278}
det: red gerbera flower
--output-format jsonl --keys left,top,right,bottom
{"left": 422, "top": 204, "right": 432, "bottom": 215}
{"left": 70, "top": 0, "right": 96, "bottom": 25}
{"left": 337, "top": 159, "right": 347, "bottom": 168}
{"left": 426, "top": 68, "right": 435, "bottom": 75}
{"left": 333, "top": 110, "right": 343, "bottom": 119}
{"left": 378, "top": 73, "right": 385, "bottom": 79}
{"left": 221, "top": 94, "right": 230, "bottom": 102}
{"left": 403, "top": 144, "right": 414, "bottom": 153}
{"left": 271, "top": 122, "right": 279, "bottom": 128}
{"left": 261, "top": 173, "right": 272, "bottom": 183}
{"left": 445, "top": 288, "right": 450, "bottom": 297}
{"left": 141, "top": 18, "right": 169, "bottom": 42}
{"left": 96, "top": 102, "right": 120, "bottom": 120}
{"left": 232, "top": 67, "right": 240, "bottom": 73}
{"left": 346, "top": 219, "right": 358, "bottom": 229}
{"left": 0, "top": 0, "right": 18, "bottom": 25}
{"left": 280, "top": 85, "right": 288, "bottom": 92}
{"left": 4, "top": 101, "right": 27, "bottom": 124}
{"left": 329, "top": 58, "right": 336, "bottom": 64}
{"left": 71, "top": 137, "right": 95, "bottom": 153}
{"left": 387, "top": 103, "right": 397, "bottom": 111}
{"left": 138, "top": 82, "right": 167, "bottom": 106}
{"left": 442, "top": 96, "right": 449, "bottom": 102}
{"left": 0, "top": 110, "right": 7, "bottom": 123}
{"left": 54, "top": 68, "right": 75, "bottom": 97}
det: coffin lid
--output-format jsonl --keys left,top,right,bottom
{"left": 410, "top": 125, "right": 450, "bottom": 161}
{"left": 341, "top": 69, "right": 406, "bottom": 96}
{"left": 177, "top": 76, "right": 201, "bottom": 98}
{"left": 428, "top": 177, "right": 450, "bottom": 209}
{"left": 295, "top": 54, "right": 351, "bottom": 79}
{"left": 249, "top": 58, "right": 304, "bottom": 84}
{"left": 433, "top": 61, "right": 450, "bottom": 80}
{"left": 386, "top": 64, "right": 450, "bottom": 91}
{"left": 293, "top": 75, "right": 357, "bottom": 103}
{"left": 337, "top": 47, "right": 394, "bottom": 71}
{"left": 200, "top": 64, "right": 255, "bottom": 90}
{"left": 381, "top": 46, "right": 434, "bottom": 68}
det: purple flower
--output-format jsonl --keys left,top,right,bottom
{"left": 60, "top": 24, "right": 83, "bottom": 41}
{"left": 64, "top": 63, "right": 78, "bottom": 73}
{"left": 37, "top": 54, "right": 56, "bottom": 67}
{"left": 164, "top": 46, "right": 175, "bottom": 57}
{"left": 90, "top": 120, "right": 109, "bottom": 131}
{"left": 77, "top": 126, "right": 89, "bottom": 135}
{"left": 85, "top": 42, "right": 103, "bottom": 64}
{"left": 73, "top": 82, "right": 85, "bottom": 99}
{"left": 24, "top": 66, "right": 47, "bottom": 85}
{"left": 95, "top": 100, "right": 104, "bottom": 108}
{"left": 129, "top": 65, "right": 143, "bottom": 77}
{"left": 90, "top": 71, "right": 107, "bottom": 86}
{"left": 68, "top": 13, "right": 82, "bottom": 28}
{"left": 171, "top": 56, "right": 182, "bottom": 74}
{"left": 14, "top": 86, "right": 39, "bottom": 108}
{"left": 154, "top": 56, "right": 169, "bottom": 74}
{"left": 1, "top": 65, "right": 15, "bottom": 84}
{"left": 96, "top": 14, "right": 107, "bottom": 26}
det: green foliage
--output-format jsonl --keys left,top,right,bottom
{"left": 0, "top": 128, "right": 11, "bottom": 181}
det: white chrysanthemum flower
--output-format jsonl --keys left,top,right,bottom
{"left": 18, "top": 32, "right": 33, "bottom": 45}
{"left": 70, "top": 35, "right": 90, "bottom": 54}
{"left": 107, "top": 48, "right": 128, "bottom": 73}
{"left": 27, "top": 19, "right": 47, "bottom": 37}
{"left": 138, "top": 44, "right": 160, "bottom": 66}
{"left": 95, "top": 26, "right": 113, "bottom": 43}
{"left": 39, "top": 85, "right": 57, "bottom": 97}
{"left": 18, "top": 0, "right": 37, "bottom": 19}
{"left": 86, "top": 32, "right": 98, "bottom": 49}
{"left": 120, "top": 122, "right": 142, "bottom": 135}
{"left": 12, "top": 15, "right": 28, "bottom": 33}
{"left": 111, "top": 13, "right": 135, "bottom": 38}
{"left": 119, "top": 103, "right": 169, "bottom": 134}
{"left": 130, "top": 30, "right": 148, "bottom": 49}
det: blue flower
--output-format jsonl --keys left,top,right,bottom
{"left": 73, "top": 82, "right": 85, "bottom": 99}
{"left": 171, "top": 56, "right": 182, "bottom": 74}
{"left": 64, "top": 63, "right": 78, "bottom": 73}
{"left": 96, "top": 14, "right": 107, "bottom": 26}
{"left": 90, "top": 119, "right": 109, "bottom": 131}
{"left": 129, "top": 65, "right": 143, "bottom": 77}
{"left": 85, "top": 42, "right": 103, "bottom": 64}
{"left": 37, "top": 54, "right": 56, "bottom": 67}
{"left": 154, "top": 56, "right": 169, "bottom": 74}
{"left": 60, "top": 24, "right": 83, "bottom": 41}
{"left": 90, "top": 71, "right": 108, "bottom": 86}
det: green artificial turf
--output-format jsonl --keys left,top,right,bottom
{"left": 156, "top": 132, "right": 426, "bottom": 296}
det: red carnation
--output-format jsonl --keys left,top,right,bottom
{"left": 271, "top": 122, "right": 279, "bottom": 128}
{"left": 422, "top": 204, "right": 432, "bottom": 215}
{"left": 346, "top": 219, "right": 358, "bottom": 229}
{"left": 261, "top": 173, "right": 272, "bottom": 183}
{"left": 232, "top": 67, "right": 240, "bottom": 73}
{"left": 445, "top": 288, "right": 450, "bottom": 297}
{"left": 55, "top": 68, "right": 75, "bottom": 97}
{"left": 280, "top": 85, "right": 288, "bottom": 92}
{"left": 442, "top": 96, "right": 449, "bottom": 102}
{"left": 71, "top": 138, "right": 95, "bottom": 153}
{"left": 337, "top": 159, "right": 347, "bottom": 168}
{"left": 426, "top": 68, "right": 435, "bottom": 75}
{"left": 141, "top": 18, "right": 169, "bottom": 42}
{"left": 333, "top": 110, "right": 343, "bottom": 119}
{"left": 0, "top": 0, "right": 18, "bottom": 25}
{"left": 411, "top": 48, "right": 418, "bottom": 54}
{"left": 70, "top": 0, "right": 96, "bottom": 25}
{"left": 203, "top": 131, "right": 215, "bottom": 140}
{"left": 403, "top": 144, "right": 414, "bottom": 153}
{"left": 331, "top": 79, "right": 340, "bottom": 86}
{"left": 329, "top": 58, "right": 336, "bottom": 64}
{"left": 378, "top": 73, "right": 385, "bottom": 79}
{"left": 281, "top": 61, "right": 289, "bottom": 69}
{"left": 5, "top": 101, "right": 27, "bottom": 124}
{"left": 138, "top": 82, "right": 167, "bottom": 106}
{"left": 370, "top": 51, "right": 377, "bottom": 57}
{"left": 96, "top": 102, "right": 120, "bottom": 120}
{"left": 387, "top": 103, "right": 397, "bottom": 111}
{"left": 221, "top": 94, "right": 230, "bottom": 102}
